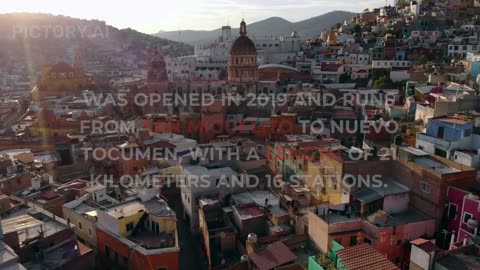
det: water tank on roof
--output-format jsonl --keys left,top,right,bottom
{"left": 247, "top": 233, "right": 257, "bottom": 244}
{"left": 467, "top": 217, "right": 479, "bottom": 230}
{"left": 467, "top": 194, "right": 479, "bottom": 201}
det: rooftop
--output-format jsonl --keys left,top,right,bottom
{"left": 367, "top": 209, "right": 430, "bottom": 227}
{"left": 106, "top": 200, "right": 146, "bottom": 219}
{"left": 414, "top": 157, "right": 460, "bottom": 174}
{"left": 183, "top": 165, "right": 236, "bottom": 177}
{"left": 249, "top": 241, "right": 297, "bottom": 270}
{"left": 355, "top": 176, "right": 410, "bottom": 204}
{"left": 1, "top": 206, "right": 70, "bottom": 248}
{"left": 0, "top": 241, "right": 25, "bottom": 270}
{"left": 436, "top": 253, "right": 480, "bottom": 270}
{"left": 336, "top": 243, "right": 400, "bottom": 270}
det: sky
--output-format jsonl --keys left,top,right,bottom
{"left": 1, "top": 0, "right": 390, "bottom": 33}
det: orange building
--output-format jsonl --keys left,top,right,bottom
{"left": 26, "top": 108, "right": 82, "bottom": 137}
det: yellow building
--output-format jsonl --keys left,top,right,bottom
{"left": 33, "top": 59, "right": 89, "bottom": 100}
{"left": 305, "top": 146, "right": 344, "bottom": 205}
{"left": 97, "top": 196, "right": 177, "bottom": 239}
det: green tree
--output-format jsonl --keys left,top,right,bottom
{"left": 353, "top": 24, "right": 362, "bottom": 34}
{"left": 373, "top": 75, "right": 394, "bottom": 89}
{"left": 396, "top": 0, "right": 410, "bottom": 9}
{"left": 417, "top": 55, "right": 429, "bottom": 65}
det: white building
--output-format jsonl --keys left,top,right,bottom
{"left": 448, "top": 36, "right": 480, "bottom": 58}
{"left": 180, "top": 165, "right": 242, "bottom": 233}
{"left": 372, "top": 60, "right": 412, "bottom": 69}
{"left": 165, "top": 26, "right": 302, "bottom": 81}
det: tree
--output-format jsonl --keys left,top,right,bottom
{"left": 396, "top": 0, "right": 410, "bottom": 9}
{"left": 353, "top": 24, "right": 362, "bottom": 34}
{"left": 417, "top": 55, "right": 429, "bottom": 65}
{"left": 373, "top": 75, "right": 394, "bottom": 89}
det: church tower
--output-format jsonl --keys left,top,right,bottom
{"left": 142, "top": 51, "right": 169, "bottom": 114}
{"left": 227, "top": 20, "right": 258, "bottom": 82}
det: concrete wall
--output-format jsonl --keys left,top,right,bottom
{"left": 62, "top": 205, "right": 97, "bottom": 248}
{"left": 384, "top": 192, "right": 409, "bottom": 214}
{"left": 410, "top": 245, "right": 434, "bottom": 270}
{"left": 390, "top": 70, "right": 410, "bottom": 82}
{"left": 308, "top": 211, "right": 330, "bottom": 252}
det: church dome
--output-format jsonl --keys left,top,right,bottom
{"left": 229, "top": 20, "right": 257, "bottom": 56}
{"left": 230, "top": 36, "right": 257, "bottom": 55}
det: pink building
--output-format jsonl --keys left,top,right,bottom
{"left": 446, "top": 186, "right": 480, "bottom": 242}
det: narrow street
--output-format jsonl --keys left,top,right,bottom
{"left": 164, "top": 191, "right": 208, "bottom": 270}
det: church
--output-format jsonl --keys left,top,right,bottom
{"left": 142, "top": 20, "right": 302, "bottom": 110}
{"left": 33, "top": 52, "right": 90, "bottom": 100}
{"left": 137, "top": 20, "right": 305, "bottom": 143}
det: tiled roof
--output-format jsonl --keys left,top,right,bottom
{"left": 336, "top": 243, "right": 399, "bottom": 270}
{"left": 249, "top": 241, "right": 297, "bottom": 270}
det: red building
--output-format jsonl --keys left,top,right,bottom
{"left": 445, "top": 186, "right": 480, "bottom": 243}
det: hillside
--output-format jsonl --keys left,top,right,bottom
{"left": 0, "top": 13, "right": 193, "bottom": 71}
{"left": 154, "top": 11, "right": 356, "bottom": 44}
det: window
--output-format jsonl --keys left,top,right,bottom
{"left": 114, "top": 251, "right": 119, "bottom": 264}
{"left": 78, "top": 222, "right": 83, "bottom": 230}
{"left": 105, "top": 246, "right": 110, "bottom": 258}
{"left": 124, "top": 256, "right": 128, "bottom": 265}
{"left": 88, "top": 228, "right": 93, "bottom": 236}
{"left": 463, "top": 212, "right": 473, "bottom": 224}
{"left": 464, "top": 130, "right": 471, "bottom": 137}
{"left": 126, "top": 222, "right": 134, "bottom": 231}
{"left": 448, "top": 203, "right": 458, "bottom": 220}
{"left": 420, "top": 182, "right": 431, "bottom": 193}
{"left": 364, "top": 238, "right": 371, "bottom": 245}
{"left": 397, "top": 240, "right": 402, "bottom": 246}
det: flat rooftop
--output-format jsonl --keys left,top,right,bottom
{"left": 414, "top": 157, "right": 460, "bottom": 174}
{"left": 0, "top": 241, "right": 24, "bottom": 270}
{"left": 233, "top": 204, "right": 265, "bottom": 220}
{"left": 355, "top": 176, "right": 410, "bottom": 204}
{"left": 128, "top": 230, "right": 175, "bottom": 249}
{"left": 183, "top": 165, "right": 236, "bottom": 177}
{"left": 106, "top": 201, "right": 145, "bottom": 219}
{"left": 368, "top": 209, "right": 431, "bottom": 227}
{"left": 105, "top": 198, "right": 175, "bottom": 219}
{"left": 1, "top": 208, "right": 69, "bottom": 247}
{"left": 319, "top": 212, "right": 361, "bottom": 224}
{"left": 232, "top": 190, "right": 288, "bottom": 217}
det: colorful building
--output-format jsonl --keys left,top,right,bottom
{"left": 96, "top": 194, "right": 180, "bottom": 270}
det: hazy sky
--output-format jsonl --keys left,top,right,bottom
{"left": 2, "top": 0, "right": 390, "bottom": 33}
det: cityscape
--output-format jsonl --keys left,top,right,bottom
{"left": 1, "top": 1, "right": 480, "bottom": 270}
